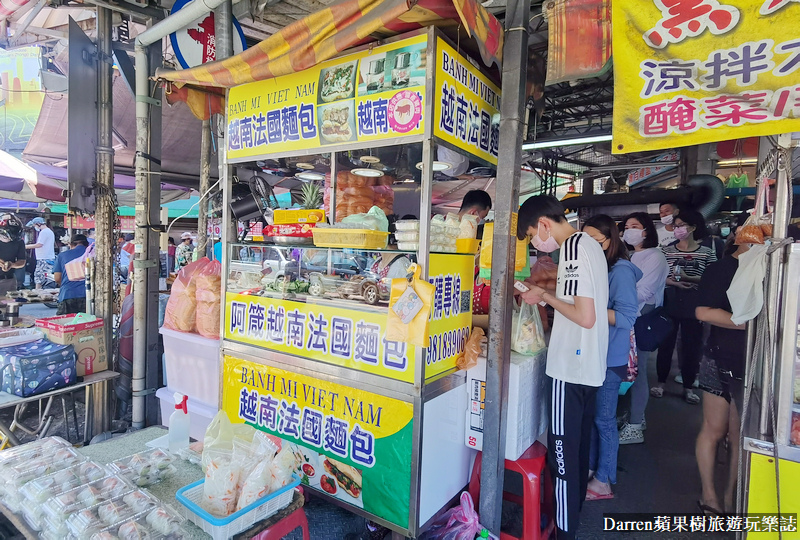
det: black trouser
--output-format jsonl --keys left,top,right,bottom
{"left": 57, "top": 297, "right": 86, "bottom": 315}
{"left": 656, "top": 317, "right": 704, "bottom": 389}
{"left": 548, "top": 378, "right": 597, "bottom": 540}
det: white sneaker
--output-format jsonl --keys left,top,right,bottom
{"left": 619, "top": 423, "right": 644, "bottom": 445}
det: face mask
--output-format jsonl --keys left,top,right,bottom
{"left": 623, "top": 228, "right": 645, "bottom": 246}
{"left": 673, "top": 226, "right": 690, "bottom": 240}
{"left": 531, "top": 226, "right": 559, "bottom": 253}
{"left": 720, "top": 227, "right": 730, "bottom": 237}
{"left": 660, "top": 215, "right": 674, "bottom": 226}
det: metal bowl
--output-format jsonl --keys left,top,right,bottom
{"left": 272, "top": 236, "right": 314, "bottom": 246}
{"left": 5, "top": 303, "right": 20, "bottom": 316}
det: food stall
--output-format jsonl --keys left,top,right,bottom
{"left": 219, "top": 28, "right": 500, "bottom": 536}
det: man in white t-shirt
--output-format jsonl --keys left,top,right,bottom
{"left": 518, "top": 195, "right": 609, "bottom": 540}
{"left": 25, "top": 217, "right": 55, "bottom": 289}
{"left": 656, "top": 202, "right": 679, "bottom": 247}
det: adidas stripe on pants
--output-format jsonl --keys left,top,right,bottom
{"left": 548, "top": 378, "right": 597, "bottom": 540}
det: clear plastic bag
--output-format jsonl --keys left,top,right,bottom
{"left": 511, "top": 301, "right": 546, "bottom": 356}
{"left": 530, "top": 256, "right": 558, "bottom": 289}
{"left": 457, "top": 327, "right": 485, "bottom": 371}
{"left": 195, "top": 259, "right": 222, "bottom": 339}
{"left": 420, "top": 492, "right": 483, "bottom": 540}
{"left": 202, "top": 448, "right": 241, "bottom": 517}
{"left": 163, "top": 257, "right": 210, "bottom": 332}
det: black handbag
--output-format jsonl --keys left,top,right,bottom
{"left": 634, "top": 307, "right": 674, "bottom": 352}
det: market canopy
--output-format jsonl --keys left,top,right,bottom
{"left": 157, "top": 0, "right": 503, "bottom": 119}
{"left": 0, "top": 150, "right": 66, "bottom": 203}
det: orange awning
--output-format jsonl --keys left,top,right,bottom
{"left": 158, "top": 0, "right": 503, "bottom": 119}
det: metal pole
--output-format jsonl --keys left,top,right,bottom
{"left": 479, "top": 0, "right": 530, "bottom": 532}
{"left": 214, "top": 0, "right": 233, "bottom": 59}
{"left": 94, "top": 6, "right": 115, "bottom": 366}
{"left": 197, "top": 119, "right": 212, "bottom": 256}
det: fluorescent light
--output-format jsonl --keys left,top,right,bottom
{"left": 296, "top": 172, "right": 325, "bottom": 181}
{"left": 416, "top": 161, "right": 452, "bottom": 172}
{"left": 351, "top": 168, "right": 384, "bottom": 178}
{"left": 522, "top": 134, "right": 613, "bottom": 150}
{"left": 717, "top": 158, "right": 758, "bottom": 167}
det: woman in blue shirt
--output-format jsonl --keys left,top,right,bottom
{"left": 582, "top": 215, "right": 641, "bottom": 500}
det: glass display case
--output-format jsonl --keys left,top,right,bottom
{"left": 227, "top": 243, "right": 417, "bottom": 310}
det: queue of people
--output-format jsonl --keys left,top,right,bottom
{"left": 516, "top": 195, "right": 749, "bottom": 539}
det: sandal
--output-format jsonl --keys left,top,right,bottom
{"left": 684, "top": 389, "right": 701, "bottom": 405}
{"left": 697, "top": 500, "right": 724, "bottom": 516}
{"left": 650, "top": 386, "right": 664, "bottom": 398}
{"left": 586, "top": 488, "right": 614, "bottom": 501}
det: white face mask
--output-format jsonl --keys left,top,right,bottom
{"left": 623, "top": 228, "right": 645, "bottom": 246}
{"left": 660, "top": 215, "right": 674, "bottom": 226}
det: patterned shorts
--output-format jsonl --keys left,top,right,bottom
{"left": 34, "top": 259, "right": 54, "bottom": 285}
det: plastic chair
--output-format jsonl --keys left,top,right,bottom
{"left": 251, "top": 506, "right": 310, "bottom": 540}
{"left": 468, "top": 441, "right": 554, "bottom": 540}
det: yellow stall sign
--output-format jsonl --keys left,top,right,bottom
{"left": 612, "top": 0, "right": 800, "bottom": 153}
{"left": 434, "top": 37, "right": 501, "bottom": 165}
{"left": 222, "top": 356, "right": 414, "bottom": 528}
{"left": 227, "top": 34, "right": 427, "bottom": 161}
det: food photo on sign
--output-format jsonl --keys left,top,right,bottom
{"left": 319, "top": 100, "right": 358, "bottom": 144}
{"left": 318, "top": 61, "right": 358, "bottom": 103}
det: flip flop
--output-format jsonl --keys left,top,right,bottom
{"left": 585, "top": 489, "right": 614, "bottom": 501}
{"left": 697, "top": 500, "right": 724, "bottom": 516}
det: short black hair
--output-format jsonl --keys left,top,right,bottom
{"left": 622, "top": 212, "right": 659, "bottom": 249}
{"left": 71, "top": 234, "right": 89, "bottom": 246}
{"left": 460, "top": 190, "right": 492, "bottom": 212}
{"left": 517, "top": 195, "right": 566, "bottom": 240}
{"left": 675, "top": 208, "right": 708, "bottom": 239}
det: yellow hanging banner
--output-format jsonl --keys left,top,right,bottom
{"left": 612, "top": 0, "right": 800, "bottom": 154}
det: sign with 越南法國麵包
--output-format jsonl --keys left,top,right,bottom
{"left": 612, "top": 0, "right": 800, "bottom": 154}
{"left": 222, "top": 356, "right": 414, "bottom": 528}
{"left": 225, "top": 34, "right": 427, "bottom": 161}
{"left": 434, "top": 37, "right": 501, "bottom": 165}
{"left": 424, "top": 253, "right": 474, "bottom": 379}
{"left": 224, "top": 292, "right": 416, "bottom": 383}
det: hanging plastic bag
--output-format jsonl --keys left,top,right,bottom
{"left": 195, "top": 259, "right": 222, "bottom": 339}
{"left": 420, "top": 492, "right": 483, "bottom": 540}
{"left": 735, "top": 179, "right": 771, "bottom": 245}
{"left": 479, "top": 222, "right": 529, "bottom": 279}
{"left": 202, "top": 411, "right": 256, "bottom": 472}
{"left": 726, "top": 172, "right": 749, "bottom": 189}
{"left": 163, "top": 257, "right": 210, "bottom": 333}
{"left": 529, "top": 256, "right": 558, "bottom": 290}
{"left": 511, "top": 301, "right": 546, "bottom": 356}
{"left": 456, "top": 327, "right": 485, "bottom": 371}
{"left": 386, "top": 263, "right": 435, "bottom": 347}
{"left": 619, "top": 330, "right": 639, "bottom": 395}
{"left": 727, "top": 244, "right": 768, "bottom": 325}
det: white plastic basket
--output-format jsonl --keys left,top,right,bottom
{"left": 175, "top": 476, "right": 299, "bottom": 540}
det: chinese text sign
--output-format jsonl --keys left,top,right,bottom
{"left": 425, "top": 253, "right": 474, "bottom": 379}
{"left": 226, "top": 34, "right": 427, "bottom": 161}
{"left": 222, "top": 356, "right": 414, "bottom": 528}
{"left": 434, "top": 38, "right": 501, "bottom": 165}
{"left": 224, "top": 292, "right": 416, "bottom": 383}
{"left": 612, "top": 0, "right": 800, "bottom": 154}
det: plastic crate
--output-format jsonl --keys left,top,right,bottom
{"left": 175, "top": 476, "right": 300, "bottom": 540}
{"left": 312, "top": 228, "right": 388, "bottom": 249}
{"left": 159, "top": 327, "right": 221, "bottom": 407}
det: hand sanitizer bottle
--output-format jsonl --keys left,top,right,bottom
{"left": 168, "top": 392, "right": 190, "bottom": 452}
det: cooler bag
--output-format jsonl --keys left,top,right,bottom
{"left": 0, "top": 339, "right": 76, "bottom": 397}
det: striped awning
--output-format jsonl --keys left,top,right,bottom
{"left": 158, "top": 0, "right": 502, "bottom": 119}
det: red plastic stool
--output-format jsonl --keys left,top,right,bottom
{"left": 251, "top": 506, "right": 310, "bottom": 540}
{"left": 468, "top": 441, "right": 554, "bottom": 540}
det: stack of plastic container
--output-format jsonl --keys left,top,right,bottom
{"left": 395, "top": 219, "right": 420, "bottom": 251}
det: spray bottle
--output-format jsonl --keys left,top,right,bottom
{"left": 168, "top": 392, "right": 190, "bottom": 452}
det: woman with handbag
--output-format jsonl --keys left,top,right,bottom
{"left": 651, "top": 209, "right": 717, "bottom": 404}
{"left": 694, "top": 215, "right": 749, "bottom": 516}
{"left": 618, "top": 213, "right": 669, "bottom": 445}
{"left": 582, "top": 215, "right": 641, "bottom": 500}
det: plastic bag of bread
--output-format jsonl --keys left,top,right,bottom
{"left": 195, "top": 259, "right": 222, "bottom": 339}
{"left": 457, "top": 327, "right": 485, "bottom": 370}
{"left": 530, "top": 256, "right": 558, "bottom": 288}
{"left": 163, "top": 257, "right": 210, "bottom": 332}
{"left": 511, "top": 301, "right": 546, "bottom": 356}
